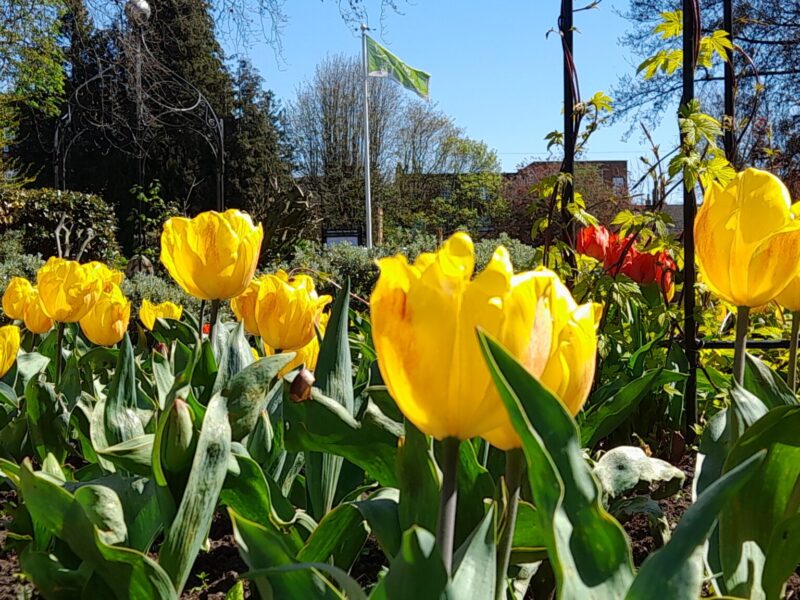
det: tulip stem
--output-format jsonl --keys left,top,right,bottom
{"left": 209, "top": 300, "right": 220, "bottom": 340}
{"left": 789, "top": 311, "right": 800, "bottom": 393}
{"left": 55, "top": 322, "right": 64, "bottom": 388}
{"left": 198, "top": 300, "right": 206, "bottom": 334}
{"left": 495, "top": 448, "right": 525, "bottom": 600}
{"left": 732, "top": 305, "right": 750, "bottom": 386}
{"left": 437, "top": 436, "right": 460, "bottom": 576}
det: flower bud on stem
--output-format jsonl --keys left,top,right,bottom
{"left": 437, "top": 436, "right": 460, "bottom": 576}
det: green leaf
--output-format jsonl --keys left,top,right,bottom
{"left": 213, "top": 322, "right": 255, "bottom": 397}
{"left": 692, "top": 409, "right": 729, "bottom": 594}
{"left": 70, "top": 474, "right": 174, "bottom": 553}
{"left": 580, "top": 369, "right": 666, "bottom": 448}
{"left": 225, "top": 580, "right": 246, "bottom": 600}
{"left": 159, "top": 393, "right": 232, "bottom": 595}
{"left": 97, "top": 435, "right": 155, "bottom": 477}
{"left": 220, "top": 451, "right": 306, "bottom": 553}
{"left": 477, "top": 330, "right": 634, "bottom": 598}
{"left": 719, "top": 406, "right": 800, "bottom": 598}
{"left": 284, "top": 387, "right": 402, "bottom": 488}
{"left": 450, "top": 505, "right": 496, "bottom": 599}
{"left": 229, "top": 508, "right": 340, "bottom": 599}
{"left": 105, "top": 333, "right": 145, "bottom": 446}
{"left": 626, "top": 451, "right": 766, "bottom": 599}
{"left": 308, "top": 282, "right": 354, "bottom": 519}
{"left": 14, "top": 352, "right": 50, "bottom": 389}
{"left": 397, "top": 422, "right": 440, "bottom": 534}
{"left": 369, "top": 527, "right": 450, "bottom": 600}
{"left": 743, "top": 353, "right": 798, "bottom": 408}
{"left": 224, "top": 353, "right": 296, "bottom": 442}
{"left": 763, "top": 513, "right": 800, "bottom": 600}
{"left": 245, "top": 563, "right": 368, "bottom": 600}
{"left": 298, "top": 503, "right": 368, "bottom": 570}
{"left": 453, "top": 436, "right": 495, "bottom": 548}
{"left": 25, "top": 375, "right": 68, "bottom": 463}
{"left": 653, "top": 10, "right": 682, "bottom": 39}
{"left": 19, "top": 549, "right": 88, "bottom": 599}
{"left": 18, "top": 461, "right": 176, "bottom": 599}
{"left": 152, "top": 351, "right": 174, "bottom": 411}
{"left": 510, "top": 501, "right": 547, "bottom": 564}
{"left": 354, "top": 488, "right": 402, "bottom": 558}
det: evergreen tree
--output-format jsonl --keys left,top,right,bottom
{"left": 227, "top": 59, "right": 315, "bottom": 258}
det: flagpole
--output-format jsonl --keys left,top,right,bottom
{"left": 361, "top": 23, "right": 373, "bottom": 248}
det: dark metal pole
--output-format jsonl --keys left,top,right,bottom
{"left": 682, "top": 0, "right": 699, "bottom": 441}
{"left": 723, "top": 0, "right": 736, "bottom": 162}
{"left": 561, "top": 0, "right": 574, "bottom": 249}
{"left": 217, "top": 119, "right": 225, "bottom": 212}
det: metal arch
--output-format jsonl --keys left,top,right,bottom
{"left": 51, "top": 9, "right": 225, "bottom": 212}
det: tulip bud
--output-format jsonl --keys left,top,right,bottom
{"left": 161, "top": 398, "right": 196, "bottom": 473}
{"left": 289, "top": 368, "right": 315, "bottom": 403}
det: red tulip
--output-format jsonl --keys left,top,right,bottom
{"left": 577, "top": 226, "right": 611, "bottom": 262}
{"left": 623, "top": 250, "right": 676, "bottom": 302}
{"left": 604, "top": 234, "right": 636, "bottom": 276}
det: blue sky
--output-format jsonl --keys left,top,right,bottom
{"left": 227, "top": 0, "right": 679, "bottom": 198}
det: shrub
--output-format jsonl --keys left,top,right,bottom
{"left": 280, "top": 233, "right": 538, "bottom": 299}
{"left": 0, "top": 231, "right": 44, "bottom": 291}
{"left": 122, "top": 272, "right": 233, "bottom": 323}
{"left": 0, "top": 187, "right": 121, "bottom": 261}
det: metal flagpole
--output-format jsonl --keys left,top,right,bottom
{"left": 361, "top": 24, "right": 374, "bottom": 248}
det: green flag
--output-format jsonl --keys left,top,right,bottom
{"left": 366, "top": 35, "right": 430, "bottom": 99}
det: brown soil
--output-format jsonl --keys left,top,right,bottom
{"left": 622, "top": 452, "right": 695, "bottom": 567}
{"left": 350, "top": 536, "right": 386, "bottom": 589}
{"left": 0, "top": 490, "right": 38, "bottom": 599}
{"left": 180, "top": 511, "right": 251, "bottom": 600}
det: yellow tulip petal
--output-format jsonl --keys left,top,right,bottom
{"left": 0, "top": 325, "right": 20, "bottom": 378}
{"left": 743, "top": 223, "right": 800, "bottom": 307}
{"left": 23, "top": 291, "right": 53, "bottom": 334}
{"left": 3, "top": 277, "right": 34, "bottom": 320}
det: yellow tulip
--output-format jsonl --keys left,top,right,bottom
{"left": 255, "top": 270, "right": 331, "bottom": 351}
{"left": 370, "top": 233, "right": 600, "bottom": 448}
{"left": 79, "top": 283, "right": 131, "bottom": 346}
{"left": 23, "top": 289, "right": 53, "bottom": 334}
{"left": 481, "top": 271, "right": 601, "bottom": 450}
{"left": 85, "top": 261, "right": 124, "bottom": 292}
{"left": 776, "top": 275, "right": 800, "bottom": 312}
{"left": 0, "top": 325, "right": 20, "bottom": 378}
{"left": 267, "top": 312, "right": 329, "bottom": 377}
{"left": 139, "top": 299, "right": 183, "bottom": 330}
{"left": 37, "top": 257, "right": 102, "bottom": 322}
{"left": 160, "top": 209, "right": 263, "bottom": 300}
{"left": 230, "top": 276, "right": 263, "bottom": 336}
{"left": 3, "top": 277, "right": 34, "bottom": 320}
{"left": 695, "top": 168, "right": 800, "bottom": 308}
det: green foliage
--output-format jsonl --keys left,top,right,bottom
{"left": 0, "top": 187, "right": 121, "bottom": 261}
{"left": 637, "top": 11, "right": 732, "bottom": 79}
{"left": 127, "top": 182, "right": 178, "bottom": 261}
{"left": 284, "top": 234, "right": 538, "bottom": 299}
{"left": 122, "top": 273, "right": 201, "bottom": 317}
{"left": 0, "top": 232, "right": 44, "bottom": 294}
